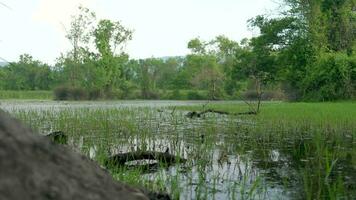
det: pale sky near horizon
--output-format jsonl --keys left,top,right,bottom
{"left": 0, "top": 0, "right": 280, "bottom": 64}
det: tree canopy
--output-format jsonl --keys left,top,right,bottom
{"left": 0, "top": 2, "right": 354, "bottom": 101}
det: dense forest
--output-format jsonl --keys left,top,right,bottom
{"left": 0, "top": 0, "right": 355, "bottom": 101}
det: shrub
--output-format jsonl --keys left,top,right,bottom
{"left": 54, "top": 86, "right": 89, "bottom": 100}
{"left": 187, "top": 90, "right": 206, "bottom": 100}
{"left": 54, "top": 86, "right": 70, "bottom": 100}
{"left": 70, "top": 87, "right": 88, "bottom": 100}
{"left": 169, "top": 89, "right": 182, "bottom": 100}
{"left": 141, "top": 90, "right": 160, "bottom": 99}
{"left": 88, "top": 88, "right": 102, "bottom": 100}
{"left": 242, "top": 90, "right": 286, "bottom": 100}
{"left": 302, "top": 53, "right": 356, "bottom": 101}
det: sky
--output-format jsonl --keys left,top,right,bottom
{"left": 0, "top": 0, "right": 280, "bottom": 64}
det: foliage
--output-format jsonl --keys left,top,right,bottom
{"left": 93, "top": 19, "right": 132, "bottom": 92}
{"left": 302, "top": 52, "right": 356, "bottom": 101}
{"left": 278, "top": 0, "right": 356, "bottom": 100}
{"left": 1, "top": 2, "right": 355, "bottom": 101}
{"left": 53, "top": 85, "right": 103, "bottom": 100}
{"left": 0, "top": 54, "right": 55, "bottom": 90}
{"left": 0, "top": 90, "right": 52, "bottom": 99}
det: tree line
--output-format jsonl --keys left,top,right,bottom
{"left": 0, "top": 1, "right": 355, "bottom": 101}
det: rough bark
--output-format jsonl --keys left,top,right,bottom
{"left": 0, "top": 110, "right": 150, "bottom": 200}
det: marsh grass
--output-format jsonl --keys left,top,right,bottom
{"left": 178, "top": 101, "right": 356, "bottom": 199}
{"left": 3, "top": 101, "right": 355, "bottom": 199}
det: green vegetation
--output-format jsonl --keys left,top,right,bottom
{"left": 0, "top": 0, "right": 354, "bottom": 101}
{"left": 1, "top": 0, "right": 355, "bottom": 199}
{"left": 0, "top": 90, "right": 52, "bottom": 99}
{"left": 4, "top": 101, "right": 355, "bottom": 199}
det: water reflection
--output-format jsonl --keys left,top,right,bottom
{"left": 2, "top": 101, "right": 355, "bottom": 199}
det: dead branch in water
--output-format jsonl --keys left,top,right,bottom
{"left": 186, "top": 109, "right": 257, "bottom": 118}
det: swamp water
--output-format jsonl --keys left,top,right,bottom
{"left": 1, "top": 100, "right": 355, "bottom": 199}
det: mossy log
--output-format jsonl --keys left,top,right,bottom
{"left": 45, "top": 130, "right": 68, "bottom": 144}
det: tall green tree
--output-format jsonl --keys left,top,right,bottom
{"left": 93, "top": 19, "right": 132, "bottom": 92}
{"left": 213, "top": 36, "right": 241, "bottom": 95}
{"left": 63, "top": 6, "right": 96, "bottom": 87}
{"left": 186, "top": 38, "right": 226, "bottom": 99}
{"left": 281, "top": 0, "right": 356, "bottom": 100}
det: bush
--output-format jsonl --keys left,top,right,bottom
{"left": 281, "top": 82, "right": 300, "bottom": 101}
{"left": 70, "top": 87, "right": 88, "bottom": 100}
{"left": 242, "top": 90, "right": 286, "bottom": 101}
{"left": 187, "top": 90, "right": 206, "bottom": 100}
{"left": 141, "top": 90, "right": 160, "bottom": 99}
{"left": 119, "top": 81, "right": 137, "bottom": 99}
{"left": 169, "top": 89, "right": 183, "bottom": 100}
{"left": 302, "top": 53, "right": 356, "bottom": 101}
{"left": 54, "top": 86, "right": 89, "bottom": 100}
{"left": 88, "top": 88, "right": 102, "bottom": 100}
{"left": 53, "top": 86, "right": 70, "bottom": 100}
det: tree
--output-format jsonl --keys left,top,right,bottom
{"left": 0, "top": 54, "right": 54, "bottom": 90}
{"left": 213, "top": 36, "right": 241, "bottom": 95}
{"left": 279, "top": 0, "right": 356, "bottom": 100}
{"left": 156, "top": 57, "right": 181, "bottom": 89}
{"left": 58, "top": 6, "right": 133, "bottom": 97}
{"left": 136, "top": 58, "right": 163, "bottom": 98}
{"left": 93, "top": 19, "right": 132, "bottom": 93}
{"left": 63, "top": 6, "right": 96, "bottom": 87}
{"left": 187, "top": 38, "right": 207, "bottom": 54}
{"left": 191, "top": 65, "right": 224, "bottom": 100}
{"left": 232, "top": 16, "right": 293, "bottom": 111}
{"left": 185, "top": 38, "right": 230, "bottom": 99}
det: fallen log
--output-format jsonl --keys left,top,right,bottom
{"left": 200, "top": 109, "right": 230, "bottom": 115}
{"left": 105, "top": 151, "right": 186, "bottom": 169}
{"left": 236, "top": 111, "right": 258, "bottom": 115}
{"left": 186, "top": 111, "right": 201, "bottom": 118}
{"left": 186, "top": 109, "right": 257, "bottom": 118}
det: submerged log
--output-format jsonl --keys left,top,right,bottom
{"left": 45, "top": 130, "right": 68, "bottom": 144}
{"left": 186, "top": 111, "right": 201, "bottom": 118}
{"left": 0, "top": 110, "right": 152, "bottom": 200}
{"left": 105, "top": 151, "right": 186, "bottom": 168}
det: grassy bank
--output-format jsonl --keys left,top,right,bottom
{"left": 0, "top": 90, "right": 53, "bottom": 100}
{"left": 4, "top": 101, "right": 356, "bottom": 199}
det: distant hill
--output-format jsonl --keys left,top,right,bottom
{"left": 158, "top": 56, "right": 185, "bottom": 61}
{"left": 0, "top": 62, "right": 9, "bottom": 67}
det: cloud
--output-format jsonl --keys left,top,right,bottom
{"left": 32, "top": 0, "right": 98, "bottom": 52}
